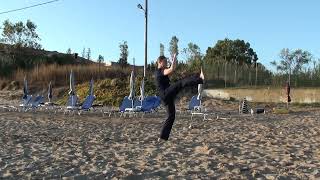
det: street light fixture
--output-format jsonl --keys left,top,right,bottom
{"left": 137, "top": 4, "right": 143, "bottom": 10}
{"left": 137, "top": 0, "right": 148, "bottom": 79}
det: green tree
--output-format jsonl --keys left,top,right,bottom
{"left": 230, "top": 40, "right": 257, "bottom": 84}
{"left": 252, "top": 52, "right": 259, "bottom": 87}
{"left": 86, "top": 48, "right": 91, "bottom": 60}
{"left": 82, "top": 47, "right": 86, "bottom": 58}
{"left": 204, "top": 38, "right": 258, "bottom": 86}
{"left": 98, "top": 55, "right": 104, "bottom": 79}
{"left": 204, "top": 38, "right": 230, "bottom": 87}
{"left": 118, "top": 41, "right": 129, "bottom": 67}
{"left": 98, "top": 54, "right": 104, "bottom": 64}
{"left": 169, "top": 36, "right": 179, "bottom": 59}
{"left": 183, "top": 43, "right": 201, "bottom": 63}
{"left": 160, "top": 43, "right": 164, "bottom": 56}
{"left": 0, "top": 19, "right": 41, "bottom": 49}
{"left": 271, "top": 48, "right": 312, "bottom": 86}
{"left": 66, "top": 48, "right": 72, "bottom": 54}
{"left": 182, "top": 42, "right": 202, "bottom": 71}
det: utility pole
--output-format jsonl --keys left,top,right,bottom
{"left": 144, "top": 0, "right": 148, "bottom": 78}
{"left": 224, "top": 56, "right": 227, "bottom": 88}
{"left": 138, "top": 0, "right": 148, "bottom": 79}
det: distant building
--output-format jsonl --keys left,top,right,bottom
{"left": 104, "top": 61, "right": 120, "bottom": 67}
{"left": 104, "top": 61, "right": 112, "bottom": 66}
{"left": 105, "top": 61, "right": 143, "bottom": 69}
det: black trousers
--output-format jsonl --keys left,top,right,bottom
{"left": 159, "top": 74, "right": 203, "bottom": 140}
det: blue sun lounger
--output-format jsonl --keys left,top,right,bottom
{"left": 188, "top": 84, "right": 208, "bottom": 120}
{"left": 31, "top": 95, "right": 44, "bottom": 109}
{"left": 66, "top": 95, "right": 78, "bottom": 110}
{"left": 119, "top": 96, "right": 161, "bottom": 117}
{"left": 81, "top": 95, "right": 96, "bottom": 111}
{"left": 138, "top": 96, "right": 161, "bottom": 112}
{"left": 20, "top": 95, "right": 32, "bottom": 108}
{"left": 189, "top": 95, "right": 201, "bottom": 111}
{"left": 20, "top": 76, "right": 32, "bottom": 109}
{"left": 120, "top": 96, "right": 137, "bottom": 112}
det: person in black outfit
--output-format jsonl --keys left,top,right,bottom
{"left": 155, "top": 54, "right": 204, "bottom": 141}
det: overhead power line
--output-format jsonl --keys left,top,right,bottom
{"left": 0, "top": 0, "right": 60, "bottom": 15}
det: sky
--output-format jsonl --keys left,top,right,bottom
{"left": 0, "top": 0, "right": 320, "bottom": 71}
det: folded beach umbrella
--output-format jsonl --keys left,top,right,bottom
{"left": 48, "top": 81, "right": 53, "bottom": 102}
{"left": 81, "top": 80, "right": 96, "bottom": 111}
{"left": 23, "top": 76, "right": 28, "bottom": 99}
{"left": 197, "top": 84, "right": 203, "bottom": 100}
{"left": 140, "top": 78, "right": 145, "bottom": 101}
{"left": 68, "top": 70, "right": 76, "bottom": 96}
{"left": 286, "top": 82, "right": 291, "bottom": 103}
{"left": 89, "top": 78, "right": 94, "bottom": 96}
{"left": 128, "top": 70, "right": 135, "bottom": 100}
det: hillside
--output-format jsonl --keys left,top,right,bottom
{"left": 0, "top": 43, "right": 95, "bottom": 77}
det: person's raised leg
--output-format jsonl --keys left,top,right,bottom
{"left": 181, "top": 67, "right": 205, "bottom": 87}
{"left": 164, "top": 69, "right": 205, "bottom": 99}
{"left": 159, "top": 100, "right": 176, "bottom": 141}
{"left": 200, "top": 67, "right": 205, "bottom": 80}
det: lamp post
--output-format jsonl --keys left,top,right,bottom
{"left": 253, "top": 55, "right": 257, "bottom": 88}
{"left": 137, "top": 0, "right": 148, "bottom": 79}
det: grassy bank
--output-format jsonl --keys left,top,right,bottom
{"left": 56, "top": 77, "right": 157, "bottom": 107}
{"left": 0, "top": 64, "right": 136, "bottom": 90}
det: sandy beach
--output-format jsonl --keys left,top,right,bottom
{"left": 0, "top": 105, "right": 320, "bottom": 179}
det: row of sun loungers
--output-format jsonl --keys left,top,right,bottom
{"left": 1, "top": 70, "right": 209, "bottom": 120}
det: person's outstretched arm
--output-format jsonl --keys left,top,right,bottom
{"left": 163, "top": 54, "right": 177, "bottom": 76}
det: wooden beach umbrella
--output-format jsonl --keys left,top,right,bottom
{"left": 68, "top": 70, "right": 76, "bottom": 96}
{"left": 89, "top": 79, "right": 94, "bottom": 96}
{"left": 128, "top": 70, "right": 135, "bottom": 100}
{"left": 286, "top": 82, "right": 291, "bottom": 103}
{"left": 285, "top": 82, "right": 291, "bottom": 109}
{"left": 197, "top": 84, "right": 203, "bottom": 100}
{"left": 48, "top": 81, "right": 53, "bottom": 102}
{"left": 140, "top": 78, "right": 145, "bottom": 101}
{"left": 23, "top": 76, "right": 28, "bottom": 99}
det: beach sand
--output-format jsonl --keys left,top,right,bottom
{"left": 0, "top": 107, "right": 320, "bottom": 179}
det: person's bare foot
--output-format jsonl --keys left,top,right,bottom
{"left": 157, "top": 138, "right": 167, "bottom": 143}
{"left": 200, "top": 67, "right": 205, "bottom": 80}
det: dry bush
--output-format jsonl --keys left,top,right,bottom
{"left": 12, "top": 64, "right": 133, "bottom": 89}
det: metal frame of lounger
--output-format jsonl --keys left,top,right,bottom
{"left": 19, "top": 95, "right": 33, "bottom": 111}
{"left": 26, "top": 95, "right": 44, "bottom": 112}
{"left": 102, "top": 106, "right": 118, "bottom": 117}
{"left": 0, "top": 105, "right": 10, "bottom": 112}
{"left": 0, "top": 105, "right": 19, "bottom": 112}
{"left": 22, "top": 95, "right": 44, "bottom": 112}
{"left": 121, "top": 107, "right": 141, "bottom": 118}
{"left": 64, "top": 95, "right": 79, "bottom": 115}
{"left": 118, "top": 96, "right": 138, "bottom": 117}
{"left": 62, "top": 96, "right": 98, "bottom": 116}
{"left": 77, "top": 95, "right": 96, "bottom": 115}
{"left": 187, "top": 95, "right": 209, "bottom": 121}
{"left": 191, "top": 110, "right": 209, "bottom": 121}
{"left": 43, "top": 103, "right": 58, "bottom": 113}
{"left": 102, "top": 95, "right": 161, "bottom": 118}
{"left": 119, "top": 96, "right": 162, "bottom": 118}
